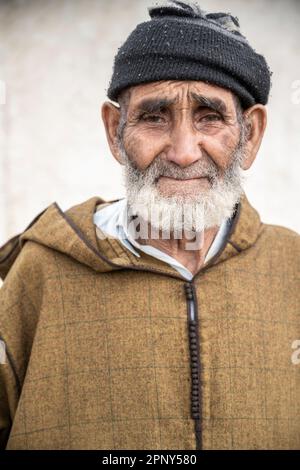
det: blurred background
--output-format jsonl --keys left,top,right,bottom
{"left": 0, "top": 0, "right": 299, "bottom": 248}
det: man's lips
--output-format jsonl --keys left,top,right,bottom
{"left": 156, "top": 176, "right": 212, "bottom": 190}
{"left": 158, "top": 176, "right": 208, "bottom": 181}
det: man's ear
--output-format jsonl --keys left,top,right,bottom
{"left": 101, "top": 101, "right": 123, "bottom": 164}
{"left": 240, "top": 104, "right": 267, "bottom": 170}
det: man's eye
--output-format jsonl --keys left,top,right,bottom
{"left": 140, "top": 114, "right": 165, "bottom": 123}
{"left": 200, "top": 114, "right": 222, "bottom": 122}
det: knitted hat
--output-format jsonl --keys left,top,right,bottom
{"left": 107, "top": 0, "right": 272, "bottom": 108}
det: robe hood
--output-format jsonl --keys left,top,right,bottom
{"left": 0, "top": 192, "right": 262, "bottom": 282}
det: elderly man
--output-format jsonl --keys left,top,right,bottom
{"left": 0, "top": 0, "right": 299, "bottom": 451}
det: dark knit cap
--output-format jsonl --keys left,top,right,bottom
{"left": 107, "top": 0, "right": 272, "bottom": 109}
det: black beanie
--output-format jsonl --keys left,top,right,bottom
{"left": 107, "top": 0, "right": 272, "bottom": 109}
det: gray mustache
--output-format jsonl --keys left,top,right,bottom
{"left": 147, "top": 158, "right": 219, "bottom": 181}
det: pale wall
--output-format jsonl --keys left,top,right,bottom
{"left": 0, "top": 0, "right": 299, "bottom": 249}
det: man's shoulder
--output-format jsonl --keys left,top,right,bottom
{"left": 261, "top": 222, "right": 299, "bottom": 241}
{"left": 0, "top": 240, "right": 54, "bottom": 287}
{"left": 258, "top": 221, "right": 300, "bottom": 254}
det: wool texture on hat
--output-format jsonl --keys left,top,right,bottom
{"left": 107, "top": 0, "right": 272, "bottom": 108}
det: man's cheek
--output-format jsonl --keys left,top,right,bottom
{"left": 125, "top": 137, "right": 160, "bottom": 169}
{"left": 201, "top": 137, "right": 236, "bottom": 171}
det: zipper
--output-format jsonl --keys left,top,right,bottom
{"left": 184, "top": 282, "right": 202, "bottom": 450}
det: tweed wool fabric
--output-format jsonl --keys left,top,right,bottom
{"left": 107, "top": 1, "right": 272, "bottom": 108}
{"left": 0, "top": 192, "right": 299, "bottom": 450}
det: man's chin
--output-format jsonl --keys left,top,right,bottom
{"left": 155, "top": 186, "right": 210, "bottom": 204}
{"left": 156, "top": 176, "right": 211, "bottom": 199}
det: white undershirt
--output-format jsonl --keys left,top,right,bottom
{"left": 93, "top": 199, "right": 232, "bottom": 280}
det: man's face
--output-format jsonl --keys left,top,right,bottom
{"left": 118, "top": 80, "right": 244, "bottom": 200}
{"left": 112, "top": 80, "right": 247, "bottom": 234}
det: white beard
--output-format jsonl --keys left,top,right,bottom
{"left": 118, "top": 133, "right": 247, "bottom": 236}
{"left": 124, "top": 178, "right": 244, "bottom": 236}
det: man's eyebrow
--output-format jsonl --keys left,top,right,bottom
{"left": 190, "top": 92, "right": 228, "bottom": 114}
{"left": 133, "top": 94, "right": 228, "bottom": 115}
{"left": 135, "top": 97, "right": 176, "bottom": 114}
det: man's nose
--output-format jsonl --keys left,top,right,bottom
{"left": 164, "top": 121, "right": 203, "bottom": 168}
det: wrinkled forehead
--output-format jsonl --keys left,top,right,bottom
{"left": 126, "top": 80, "right": 236, "bottom": 111}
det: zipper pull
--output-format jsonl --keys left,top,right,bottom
{"left": 184, "top": 283, "right": 195, "bottom": 321}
